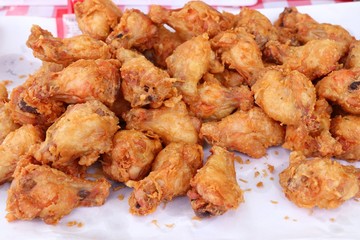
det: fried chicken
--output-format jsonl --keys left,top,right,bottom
{"left": 345, "top": 40, "right": 360, "bottom": 69}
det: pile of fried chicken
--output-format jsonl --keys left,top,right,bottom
{"left": 1, "top": 0, "right": 359, "bottom": 225}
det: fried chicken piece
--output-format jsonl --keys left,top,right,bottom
{"left": 275, "top": 7, "right": 354, "bottom": 54}
{"left": 116, "top": 48, "right": 178, "bottom": 108}
{"left": 211, "top": 27, "right": 264, "bottom": 86}
{"left": 40, "top": 59, "right": 121, "bottom": 107}
{"left": 345, "top": 41, "right": 360, "bottom": 69}
{"left": 0, "top": 103, "right": 20, "bottom": 144}
{"left": 26, "top": 25, "right": 111, "bottom": 66}
{"left": 235, "top": 7, "right": 279, "bottom": 50}
{"left": 166, "top": 34, "right": 223, "bottom": 100}
{"left": 213, "top": 69, "right": 246, "bottom": 88}
{"left": 74, "top": 0, "right": 122, "bottom": 40}
{"left": 127, "top": 142, "right": 203, "bottom": 215}
{"left": 283, "top": 99, "right": 343, "bottom": 157}
{"left": 264, "top": 39, "right": 343, "bottom": 80}
{"left": 188, "top": 73, "right": 253, "bottom": 121}
{"left": 316, "top": 68, "right": 360, "bottom": 115}
{"left": 252, "top": 68, "right": 316, "bottom": 125}
{"left": 200, "top": 107, "right": 284, "bottom": 158}
{"left": 106, "top": 9, "right": 157, "bottom": 51}
{"left": 102, "top": 130, "right": 162, "bottom": 182}
{"left": 33, "top": 100, "right": 119, "bottom": 176}
{"left": 331, "top": 115, "right": 360, "bottom": 161}
{"left": 6, "top": 159, "right": 111, "bottom": 224}
{"left": 146, "top": 25, "right": 183, "bottom": 68}
{"left": 279, "top": 151, "right": 360, "bottom": 209}
{"left": 187, "top": 146, "right": 243, "bottom": 218}
{"left": 0, "top": 125, "right": 43, "bottom": 184}
{"left": 148, "top": 1, "right": 233, "bottom": 41}
{"left": 124, "top": 100, "right": 200, "bottom": 144}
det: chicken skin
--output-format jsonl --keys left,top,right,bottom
{"left": 27, "top": 25, "right": 111, "bottom": 66}
{"left": 211, "top": 27, "right": 264, "bottom": 86}
{"left": 74, "top": 0, "right": 122, "bottom": 41}
{"left": 200, "top": 107, "right": 285, "bottom": 158}
{"left": 235, "top": 7, "right": 279, "bottom": 50}
{"left": 116, "top": 48, "right": 178, "bottom": 108}
{"left": 187, "top": 146, "right": 243, "bottom": 218}
{"left": 102, "top": 130, "right": 162, "bottom": 182}
{"left": 6, "top": 159, "right": 111, "bottom": 224}
{"left": 316, "top": 68, "right": 360, "bottom": 115}
{"left": 279, "top": 151, "right": 360, "bottom": 209}
{"left": 0, "top": 125, "right": 43, "bottom": 184}
{"left": 124, "top": 100, "right": 200, "bottom": 145}
{"left": 127, "top": 142, "right": 203, "bottom": 215}
{"left": 264, "top": 39, "right": 343, "bottom": 80}
{"left": 106, "top": 9, "right": 157, "bottom": 51}
{"left": 33, "top": 100, "right": 119, "bottom": 176}
{"left": 331, "top": 115, "right": 360, "bottom": 161}
{"left": 252, "top": 68, "right": 316, "bottom": 125}
{"left": 148, "top": 1, "right": 233, "bottom": 41}
{"left": 166, "top": 34, "right": 222, "bottom": 100}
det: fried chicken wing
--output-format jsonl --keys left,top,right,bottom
{"left": 33, "top": 100, "right": 119, "bottom": 176}
{"left": 74, "top": 0, "right": 122, "bottom": 40}
{"left": 102, "top": 130, "right": 162, "bottom": 182}
{"left": 124, "top": 100, "right": 200, "bottom": 144}
{"left": 264, "top": 39, "right": 343, "bottom": 80}
{"left": 316, "top": 68, "right": 360, "bottom": 115}
{"left": 0, "top": 125, "right": 43, "bottom": 184}
{"left": 41, "top": 59, "right": 121, "bottom": 107}
{"left": 6, "top": 160, "right": 111, "bottom": 224}
{"left": 345, "top": 41, "right": 360, "bottom": 69}
{"left": 116, "top": 48, "right": 178, "bottom": 108}
{"left": 283, "top": 99, "right": 343, "bottom": 157}
{"left": 127, "top": 142, "right": 203, "bottom": 215}
{"left": 188, "top": 73, "right": 253, "bottom": 121}
{"left": 166, "top": 34, "right": 222, "bottom": 100}
{"left": 331, "top": 115, "right": 360, "bottom": 161}
{"left": 235, "top": 7, "right": 279, "bottom": 50}
{"left": 148, "top": 1, "right": 233, "bottom": 41}
{"left": 252, "top": 68, "right": 316, "bottom": 125}
{"left": 27, "top": 25, "right": 111, "bottom": 66}
{"left": 187, "top": 146, "right": 243, "bottom": 218}
{"left": 200, "top": 107, "right": 285, "bottom": 158}
{"left": 106, "top": 9, "right": 157, "bottom": 51}
{"left": 211, "top": 27, "right": 264, "bottom": 86}
{"left": 279, "top": 151, "right": 360, "bottom": 209}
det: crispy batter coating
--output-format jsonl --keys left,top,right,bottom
{"left": 187, "top": 146, "right": 243, "bottom": 218}
{"left": 74, "top": 0, "right": 122, "bottom": 40}
{"left": 252, "top": 68, "right": 316, "bottom": 125}
{"left": 0, "top": 125, "right": 43, "bottom": 184}
{"left": 275, "top": 7, "right": 354, "bottom": 53}
{"left": 283, "top": 99, "right": 343, "bottom": 157}
{"left": 0, "top": 102, "right": 20, "bottom": 144}
{"left": 0, "top": 82, "right": 8, "bottom": 102}
{"left": 166, "top": 34, "right": 222, "bottom": 100}
{"left": 124, "top": 100, "right": 200, "bottom": 145}
{"left": 127, "top": 142, "right": 203, "bottom": 215}
{"left": 264, "top": 39, "right": 343, "bottom": 80}
{"left": 316, "top": 68, "right": 360, "bottom": 114}
{"left": 213, "top": 69, "right": 246, "bottom": 88}
{"left": 41, "top": 59, "right": 121, "bottom": 107}
{"left": 33, "top": 100, "right": 119, "bottom": 176}
{"left": 200, "top": 107, "right": 285, "bottom": 158}
{"left": 6, "top": 160, "right": 111, "bottom": 224}
{"left": 211, "top": 27, "right": 264, "bottom": 86}
{"left": 235, "top": 7, "right": 279, "bottom": 50}
{"left": 279, "top": 151, "right": 360, "bottom": 209}
{"left": 26, "top": 25, "right": 111, "bottom": 66}
{"left": 116, "top": 48, "right": 178, "bottom": 108}
{"left": 148, "top": 1, "right": 233, "bottom": 41}
{"left": 188, "top": 73, "right": 253, "bottom": 121}
{"left": 345, "top": 41, "right": 360, "bottom": 69}
{"left": 102, "top": 130, "right": 162, "bottom": 182}
{"left": 106, "top": 9, "right": 157, "bottom": 51}
{"left": 331, "top": 115, "right": 360, "bottom": 161}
